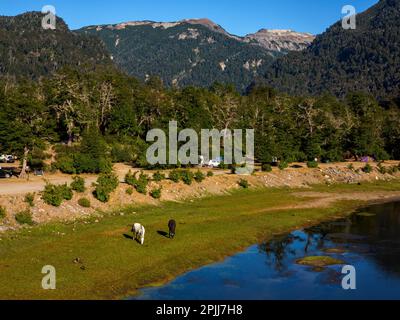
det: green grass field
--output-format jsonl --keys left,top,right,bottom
{"left": 0, "top": 182, "right": 399, "bottom": 300}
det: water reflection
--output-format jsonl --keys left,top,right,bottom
{"left": 134, "top": 201, "right": 400, "bottom": 300}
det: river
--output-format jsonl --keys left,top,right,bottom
{"left": 134, "top": 201, "right": 400, "bottom": 300}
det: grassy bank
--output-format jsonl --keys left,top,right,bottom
{"left": 0, "top": 182, "right": 399, "bottom": 299}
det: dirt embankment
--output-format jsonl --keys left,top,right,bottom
{"left": 0, "top": 161, "right": 400, "bottom": 231}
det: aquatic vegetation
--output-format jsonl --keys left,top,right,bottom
{"left": 296, "top": 256, "right": 345, "bottom": 268}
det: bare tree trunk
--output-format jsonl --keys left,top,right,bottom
{"left": 67, "top": 121, "right": 74, "bottom": 146}
{"left": 19, "top": 146, "right": 29, "bottom": 179}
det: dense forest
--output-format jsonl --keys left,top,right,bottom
{"left": 79, "top": 22, "right": 280, "bottom": 92}
{"left": 264, "top": 0, "right": 400, "bottom": 100}
{"left": 0, "top": 12, "right": 112, "bottom": 80}
{"left": 1, "top": 1, "right": 400, "bottom": 177}
{"left": 1, "top": 65, "right": 399, "bottom": 177}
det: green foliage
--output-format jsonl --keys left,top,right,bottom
{"left": 387, "top": 165, "right": 399, "bottom": 175}
{"left": 93, "top": 172, "right": 119, "bottom": 203}
{"left": 150, "top": 187, "right": 162, "bottom": 199}
{"left": 55, "top": 156, "right": 76, "bottom": 174}
{"left": 207, "top": 171, "right": 214, "bottom": 177}
{"left": 15, "top": 210, "right": 34, "bottom": 226}
{"left": 0, "top": 12, "right": 111, "bottom": 80}
{"left": 307, "top": 161, "right": 319, "bottom": 169}
{"left": 42, "top": 183, "right": 72, "bottom": 207}
{"left": 278, "top": 161, "right": 289, "bottom": 171}
{"left": 238, "top": 179, "right": 249, "bottom": 189}
{"left": 153, "top": 171, "right": 166, "bottom": 182}
{"left": 1, "top": 17, "right": 400, "bottom": 177}
{"left": 109, "top": 141, "right": 136, "bottom": 163}
{"left": 55, "top": 130, "right": 112, "bottom": 174}
{"left": 78, "top": 198, "right": 91, "bottom": 208}
{"left": 180, "top": 170, "right": 194, "bottom": 186}
{"left": 347, "top": 164, "right": 355, "bottom": 171}
{"left": 261, "top": 164, "right": 272, "bottom": 172}
{"left": 126, "top": 187, "right": 134, "bottom": 195}
{"left": 0, "top": 206, "right": 6, "bottom": 220}
{"left": 264, "top": 0, "right": 400, "bottom": 100}
{"left": 218, "top": 162, "right": 228, "bottom": 170}
{"left": 125, "top": 171, "right": 149, "bottom": 194}
{"left": 24, "top": 193, "right": 35, "bottom": 207}
{"left": 362, "top": 164, "right": 373, "bottom": 174}
{"left": 59, "top": 184, "right": 73, "bottom": 201}
{"left": 71, "top": 176, "right": 86, "bottom": 193}
{"left": 169, "top": 170, "right": 181, "bottom": 183}
{"left": 194, "top": 170, "right": 206, "bottom": 183}
{"left": 377, "top": 163, "right": 387, "bottom": 174}
{"left": 79, "top": 22, "right": 278, "bottom": 92}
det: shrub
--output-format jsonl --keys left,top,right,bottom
{"left": 169, "top": 170, "right": 181, "bottom": 183}
{"left": 278, "top": 161, "right": 289, "bottom": 170}
{"left": 42, "top": 183, "right": 73, "bottom": 207}
{"left": 24, "top": 193, "right": 35, "bottom": 207}
{"left": 218, "top": 162, "right": 228, "bottom": 170}
{"left": 135, "top": 173, "right": 149, "bottom": 195}
{"left": 180, "top": 170, "right": 194, "bottom": 185}
{"left": 93, "top": 172, "right": 119, "bottom": 203}
{"left": 261, "top": 164, "right": 272, "bottom": 172}
{"left": 71, "top": 176, "right": 86, "bottom": 193}
{"left": 307, "top": 161, "right": 319, "bottom": 168}
{"left": 110, "top": 143, "right": 135, "bottom": 163}
{"left": 126, "top": 187, "right": 134, "bottom": 195}
{"left": 362, "top": 164, "right": 373, "bottom": 174}
{"left": 55, "top": 156, "right": 76, "bottom": 174}
{"left": 42, "top": 184, "right": 64, "bottom": 207}
{"left": 125, "top": 171, "right": 149, "bottom": 194}
{"left": 15, "top": 210, "right": 34, "bottom": 226}
{"left": 347, "top": 164, "right": 355, "bottom": 171}
{"left": 125, "top": 170, "right": 137, "bottom": 186}
{"left": 0, "top": 206, "right": 6, "bottom": 220}
{"left": 388, "top": 166, "right": 399, "bottom": 174}
{"left": 207, "top": 171, "right": 214, "bottom": 177}
{"left": 59, "top": 184, "right": 73, "bottom": 201}
{"left": 238, "top": 179, "right": 249, "bottom": 189}
{"left": 194, "top": 170, "right": 206, "bottom": 183}
{"left": 377, "top": 163, "right": 387, "bottom": 174}
{"left": 150, "top": 187, "right": 162, "bottom": 199}
{"left": 153, "top": 171, "right": 166, "bottom": 182}
{"left": 78, "top": 198, "right": 91, "bottom": 208}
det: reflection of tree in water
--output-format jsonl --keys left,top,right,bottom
{"left": 259, "top": 221, "right": 345, "bottom": 273}
{"left": 259, "top": 234, "right": 302, "bottom": 272}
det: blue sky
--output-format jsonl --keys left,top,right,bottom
{"left": 1, "top": 0, "right": 378, "bottom": 35}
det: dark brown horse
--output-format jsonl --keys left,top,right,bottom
{"left": 168, "top": 219, "right": 176, "bottom": 239}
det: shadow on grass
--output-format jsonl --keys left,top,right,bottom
{"left": 157, "top": 231, "right": 169, "bottom": 238}
{"left": 123, "top": 234, "right": 133, "bottom": 240}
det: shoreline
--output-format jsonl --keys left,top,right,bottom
{"left": 1, "top": 181, "right": 400, "bottom": 299}
{"left": 130, "top": 193, "right": 400, "bottom": 300}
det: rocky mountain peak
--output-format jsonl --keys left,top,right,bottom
{"left": 245, "top": 29, "right": 315, "bottom": 52}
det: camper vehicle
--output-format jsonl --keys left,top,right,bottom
{"left": 0, "top": 154, "right": 15, "bottom": 163}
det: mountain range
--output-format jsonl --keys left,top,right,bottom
{"left": 264, "top": 0, "right": 400, "bottom": 100}
{"left": 78, "top": 19, "right": 314, "bottom": 91}
{"left": 0, "top": 0, "right": 399, "bottom": 100}
{"left": 0, "top": 12, "right": 111, "bottom": 79}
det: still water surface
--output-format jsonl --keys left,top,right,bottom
{"left": 135, "top": 201, "right": 400, "bottom": 300}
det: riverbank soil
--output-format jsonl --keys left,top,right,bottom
{"left": 0, "top": 161, "right": 399, "bottom": 228}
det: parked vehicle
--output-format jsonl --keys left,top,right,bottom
{"left": 0, "top": 169, "right": 12, "bottom": 179}
{"left": 208, "top": 158, "right": 221, "bottom": 168}
{"left": 0, "top": 154, "right": 15, "bottom": 163}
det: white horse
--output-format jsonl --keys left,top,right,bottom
{"left": 132, "top": 223, "right": 145, "bottom": 245}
